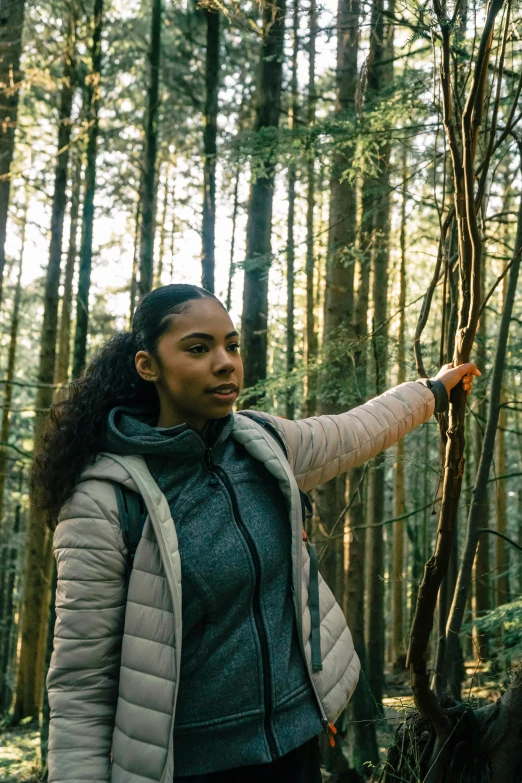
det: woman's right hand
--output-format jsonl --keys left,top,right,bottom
{"left": 433, "top": 362, "right": 481, "bottom": 397}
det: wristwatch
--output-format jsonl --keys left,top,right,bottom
{"left": 416, "top": 378, "right": 449, "bottom": 414}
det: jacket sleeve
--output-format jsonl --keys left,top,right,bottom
{"left": 257, "top": 381, "right": 435, "bottom": 492}
{"left": 47, "top": 479, "right": 127, "bottom": 783}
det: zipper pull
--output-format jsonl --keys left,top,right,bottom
{"left": 322, "top": 719, "right": 337, "bottom": 747}
{"left": 204, "top": 448, "right": 215, "bottom": 469}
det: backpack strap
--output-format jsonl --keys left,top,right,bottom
{"left": 238, "top": 412, "right": 288, "bottom": 458}
{"left": 306, "top": 537, "right": 323, "bottom": 672}
{"left": 113, "top": 482, "right": 146, "bottom": 579}
{"left": 238, "top": 411, "right": 322, "bottom": 671}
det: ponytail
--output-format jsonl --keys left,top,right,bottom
{"left": 33, "top": 284, "right": 220, "bottom": 528}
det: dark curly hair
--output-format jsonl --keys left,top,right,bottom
{"left": 33, "top": 284, "right": 219, "bottom": 529}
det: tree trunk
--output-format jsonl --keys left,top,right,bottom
{"left": 406, "top": 0, "right": 506, "bottom": 767}
{"left": 155, "top": 165, "right": 169, "bottom": 288}
{"left": 345, "top": 202, "right": 379, "bottom": 777}
{"left": 0, "top": 202, "right": 25, "bottom": 529}
{"left": 138, "top": 0, "right": 162, "bottom": 300}
{"left": 285, "top": 0, "right": 298, "bottom": 421}
{"left": 444, "top": 164, "right": 522, "bottom": 683}
{"left": 392, "top": 148, "right": 407, "bottom": 665}
{"left": 495, "top": 390, "right": 509, "bottom": 606}
{"left": 316, "top": 0, "right": 360, "bottom": 600}
{"left": 72, "top": 0, "right": 104, "bottom": 377}
{"left": 226, "top": 164, "right": 240, "bottom": 311}
{"left": 201, "top": 7, "right": 219, "bottom": 293}
{"left": 304, "top": 0, "right": 318, "bottom": 418}
{"left": 0, "top": 214, "right": 25, "bottom": 714}
{"left": 365, "top": 0, "right": 394, "bottom": 712}
{"left": 0, "top": 0, "right": 26, "bottom": 304}
{"left": 0, "top": 486, "right": 23, "bottom": 714}
{"left": 13, "top": 5, "right": 79, "bottom": 719}
{"left": 240, "top": 0, "right": 286, "bottom": 400}
{"left": 472, "top": 268, "right": 489, "bottom": 661}
{"left": 55, "top": 148, "right": 82, "bottom": 392}
{"left": 130, "top": 193, "right": 142, "bottom": 324}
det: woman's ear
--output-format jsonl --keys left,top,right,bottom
{"left": 135, "top": 350, "right": 159, "bottom": 382}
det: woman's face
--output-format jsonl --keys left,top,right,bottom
{"left": 135, "top": 297, "right": 244, "bottom": 430}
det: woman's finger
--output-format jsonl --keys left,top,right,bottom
{"left": 457, "top": 362, "right": 481, "bottom": 378}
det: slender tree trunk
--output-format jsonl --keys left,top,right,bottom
{"left": 365, "top": 0, "right": 394, "bottom": 712}
{"left": 443, "top": 152, "right": 522, "bottom": 738}
{"left": 285, "top": 0, "right": 298, "bottom": 420}
{"left": 494, "top": 397, "right": 509, "bottom": 605}
{"left": 316, "top": 0, "right": 360, "bottom": 601}
{"left": 201, "top": 7, "right": 219, "bottom": 293}
{"left": 405, "top": 1, "right": 506, "bottom": 767}
{"left": 13, "top": 6, "right": 79, "bottom": 719}
{"left": 240, "top": 0, "right": 286, "bottom": 400}
{"left": 392, "top": 148, "right": 407, "bottom": 665}
{"left": 226, "top": 164, "right": 240, "bottom": 311}
{"left": 345, "top": 196, "right": 379, "bottom": 777}
{"left": 55, "top": 149, "right": 82, "bottom": 391}
{"left": 72, "top": 0, "right": 104, "bottom": 377}
{"left": 304, "top": 0, "right": 318, "bottom": 418}
{"left": 155, "top": 165, "right": 169, "bottom": 288}
{"left": 0, "top": 204, "right": 25, "bottom": 528}
{"left": 472, "top": 266, "right": 489, "bottom": 661}
{"left": 130, "top": 194, "right": 142, "bottom": 324}
{"left": 138, "top": 0, "right": 162, "bottom": 299}
{"left": 0, "top": 0, "right": 26, "bottom": 304}
{"left": 0, "top": 215, "right": 25, "bottom": 712}
{"left": 0, "top": 483, "right": 22, "bottom": 714}
{"left": 168, "top": 166, "right": 176, "bottom": 282}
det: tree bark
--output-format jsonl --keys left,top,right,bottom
{"left": 495, "top": 389, "right": 509, "bottom": 606}
{"left": 285, "top": 0, "right": 298, "bottom": 421}
{"left": 0, "top": 485, "right": 22, "bottom": 714}
{"left": 138, "top": 0, "right": 162, "bottom": 299}
{"left": 155, "top": 165, "right": 169, "bottom": 288}
{"left": 444, "top": 160, "right": 522, "bottom": 686}
{"left": 240, "top": 0, "right": 286, "bottom": 400}
{"left": 0, "top": 208, "right": 25, "bottom": 714}
{"left": 55, "top": 148, "right": 82, "bottom": 392}
{"left": 304, "top": 0, "right": 318, "bottom": 418}
{"left": 345, "top": 199, "right": 379, "bottom": 777}
{"left": 0, "top": 202, "right": 25, "bottom": 530}
{"left": 130, "top": 192, "right": 142, "bottom": 324}
{"left": 406, "top": 0, "right": 506, "bottom": 762}
{"left": 72, "top": 0, "right": 104, "bottom": 377}
{"left": 472, "top": 265, "right": 489, "bottom": 661}
{"left": 365, "top": 0, "right": 394, "bottom": 712}
{"left": 392, "top": 148, "right": 407, "bottom": 665}
{"left": 316, "top": 0, "right": 360, "bottom": 602}
{"left": 476, "top": 668, "right": 522, "bottom": 783}
{"left": 201, "top": 7, "right": 220, "bottom": 293}
{"left": 226, "top": 163, "right": 240, "bottom": 311}
{"left": 0, "top": 0, "right": 26, "bottom": 305}
{"left": 13, "top": 5, "right": 79, "bottom": 719}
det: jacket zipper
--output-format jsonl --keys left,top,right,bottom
{"left": 204, "top": 447, "right": 278, "bottom": 759}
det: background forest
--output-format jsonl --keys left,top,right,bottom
{"left": 0, "top": 0, "right": 521, "bottom": 780}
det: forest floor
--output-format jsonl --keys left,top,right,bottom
{"left": 0, "top": 664, "right": 503, "bottom": 782}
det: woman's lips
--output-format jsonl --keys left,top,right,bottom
{"left": 207, "top": 388, "right": 238, "bottom": 401}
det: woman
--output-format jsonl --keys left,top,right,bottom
{"left": 41, "top": 284, "right": 478, "bottom": 783}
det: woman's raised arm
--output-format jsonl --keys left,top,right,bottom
{"left": 257, "top": 364, "right": 479, "bottom": 492}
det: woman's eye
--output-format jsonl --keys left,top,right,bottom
{"left": 228, "top": 343, "right": 240, "bottom": 352}
{"left": 188, "top": 345, "right": 208, "bottom": 354}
